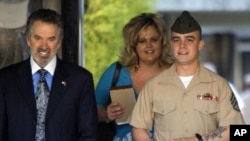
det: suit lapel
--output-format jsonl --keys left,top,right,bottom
{"left": 46, "top": 59, "right": 69, "bottom": 119}
{"left": 17, "top": 59, "right": 37, "bottom": 120}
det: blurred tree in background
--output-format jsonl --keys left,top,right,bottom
{"left": 84, "top": 0, "right": 156, "bottom": 86}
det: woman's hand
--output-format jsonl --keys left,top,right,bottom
{"left": 106, "top": 102, "right": 125, "bottom": 121}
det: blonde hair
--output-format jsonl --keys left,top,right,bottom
{"left": 119, "top": 12, "right": 173, "bottom": 68}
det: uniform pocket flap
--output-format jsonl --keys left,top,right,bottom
{"left": 153, "top": 102, "right": 176, "bottom": 115}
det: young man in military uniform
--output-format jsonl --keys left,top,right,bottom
{"left": 130, "top": 11, "right": 244, "bottom": 141}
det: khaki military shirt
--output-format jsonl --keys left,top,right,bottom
{"left": 130, "top": 63, "right": 244, "bottom": 141}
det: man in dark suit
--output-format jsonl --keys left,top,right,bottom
{"left": 0, "top": 9, "right": 98, "bottom": 141}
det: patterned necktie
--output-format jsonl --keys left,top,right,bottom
{"left": 35, "top": 69, "right": 50, "bottom": 141}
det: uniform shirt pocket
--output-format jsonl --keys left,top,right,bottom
{"left": 194, "top": 100, "right": 219, "bottom": 115}
{"left": 153, "top": 102, "right": 176, "bottom": 121}
{"left": 152, "top": 101, "right": 176, "bottom": 132}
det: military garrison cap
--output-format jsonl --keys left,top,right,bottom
{"left": 171, "top": 11, "right": 201, "bottom": 34}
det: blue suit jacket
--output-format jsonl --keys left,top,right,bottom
{"left": 0, "top": 58, "right": 98, "bottom": 141}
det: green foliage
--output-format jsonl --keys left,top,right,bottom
{"left": 84, "top": 0, "right": 156, "bottom": 86}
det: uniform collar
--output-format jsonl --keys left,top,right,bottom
{"left": 158, "top": 63, "right": 215, "bottom": 84}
